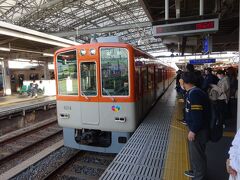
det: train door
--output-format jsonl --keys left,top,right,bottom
{"left": 79, "top": 61, "right": 99, "bottom": 125}
{"left": 135, "top": 67, "right": 142, "bottom": 121}
{"left": 148, "top": 66, "right": 154, "bottom": 106}
{"left": 156, "top": 68, "right": 161, "bottom": 97}
{"left": 0, "top": 64, "right": 3, "bottom": 96}
{"left": 162, "top": 68, "right": 165, "bottom": 91}
{"left": 142, "top": 67, "right": 148, "bottom": 115}
{"left": 167, "top": 69, "right": 170, "bottom": 86}
{"left": 153, "top": 66, "right": 157, "bottom": 100}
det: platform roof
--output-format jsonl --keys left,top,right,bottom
{"left": 0, "top": 0, "right": 238, "bottom": 56}
{"left": 140, "top": 0, "right": 239, "bottom": 54}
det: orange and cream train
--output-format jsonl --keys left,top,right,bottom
{"left": 54, "top": 42, "right": 175, "bottom": 153}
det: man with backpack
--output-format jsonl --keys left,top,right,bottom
{"left": 181, "top": 72, "right": 210, "bottom": 180}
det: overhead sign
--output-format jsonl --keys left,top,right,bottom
{"left": 189, "top": 59, "right": 216, "bottom": 64}
{"left": 153, "top": 18, "right": 219, "bottom": 37}
{"left": 203, "top": 37, "right": 209, "bottom": 54}
{"left": 203, "top": 36, "right": 212, "bottom": 54}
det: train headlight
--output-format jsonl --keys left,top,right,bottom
{"left": 80, "top": 49, "right": 86, "bottom": 56}
{"left": 90, "top": 48, "right": 96, "bottom": 55}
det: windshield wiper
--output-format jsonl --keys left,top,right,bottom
{"left": 103, "top": 88, "right": 115, "bottom": 102}
{"left": 81, "top": 91, "right": 89, "bottom": 100}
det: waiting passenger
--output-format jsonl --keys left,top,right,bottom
{"left": 31, "top": 80, "right": 38, "bottom": 98}
{"left": 176, "top": 70, "right": 183, "bottom": 94}
{"left": 227, "top": 67, "right": 238, "bottom": 98}
{"left": 38, "top": 80, "right": 44, "bottom": 95}
{"left": 185, "top": 64, "right": 203, "bottom": 89}
{"left": 179, "top": 64, "right": 202, "bottom": 125}
{"left": 226, "top": 128, "right": 240, "bottom": 180}
{"left": 186, "top": 63, "right": 194, "bottom": 73}
{"left": 226, "top": 67, "right": 238, "bottom": 119}
{"left": 181, "top": 72, "right": 210, "bottom": 180}
{"left": 18, "top": 75, "right": 24, "bottom": 89}
{"left": 213, "top": 70, "right": 230, "bottom": 128}
{"left": 201, "top": 68, "right": 218, "bottom": 92}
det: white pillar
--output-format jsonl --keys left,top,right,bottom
{"left": 44, "top": 61, "right": 50, "bottom": 80}
{"left": 237, "top": 3, "right": 240, "bottom": 130}
{"left": 165, "top": 0, "right": 169, "bottom": 20}
{"left": 3, "top": 60, "right": 11, "bottom": 95}
{"left": 200, "top": 0, "right": 204, "bottom": 16}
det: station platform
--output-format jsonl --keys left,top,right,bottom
{"left": 0, "top": 94, "right": 55, "bottom": 107}
{"left": 0, "top": 95, "right": 56, "bottom": 117}
{"left": 100, "top": 82, "right": 235, "bottom": 180}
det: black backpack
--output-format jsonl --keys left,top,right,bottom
{"left": 209, "top": 101, "right": 223, "bottom": 142}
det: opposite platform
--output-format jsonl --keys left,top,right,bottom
{"left": 0, "top": 96, "right": 56, "bottom": 117}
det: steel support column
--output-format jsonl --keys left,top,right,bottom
{"left": 237, "top": 2, "right": 240, "bottom": 130}
{"left": 3, "top": 60, "right": 11, "bottom": 95}
{"left": 165, "top": 0, "right": 169, "bottom": 20}
{"left": 175, "top": 0, "right": 180, "bottom": 18}
{"left": 44, "top": 61, "right": 50, "bottom": 80}
{"left": 200, "top": 0, "right": 204, "bottom": 16}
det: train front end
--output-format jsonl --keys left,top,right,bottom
{"left": 54, "top": 43, "right": 137, "bottom": 153}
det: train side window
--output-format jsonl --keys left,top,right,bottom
{"left": 100, "top": 47, "right": 129, "bottom": 96}
{"left": 56, "top": 50, "right": 78, "bottom": 96}
{"left": 80, "top": 62, "right": 97, "bottom": 96}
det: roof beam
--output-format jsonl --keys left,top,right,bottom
{"left": 0, "top": 37, "right": 18, "bottom": 45}
{"left": 52, "top": 21, "right": 151, "bottom": 37}
{"left": 14, "top": 0, "right": 65, "bottom": 21}
{"left": 68, "top": 1, "right": 139, "bottom": 30}
{"left": 141, "top": 46, "right": 168, "bottom": 52}
{"left": 139, "top": 0, "right": 153, "bottom": 21}
{"left": 15, "top": 0, "right": 76, "bottom": 26}
{"left": 0, "top": 21, "right": 79, "bottom": 47}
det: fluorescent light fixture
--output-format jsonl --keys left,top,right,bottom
{"left": 13, "top": 58, "right": 31, "bottom": 62}
{"left": 43, "top": 53, "right": 54, "bottom": 57}
{"left": 0, "top": 47, "right": 10, "bottom": 52}
{"left": 48, "top": 63, "right": 54, "bottom": 70}
{"left": 8, "top": 60, "right": 43, "bottom": 69}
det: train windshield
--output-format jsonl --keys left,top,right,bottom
{"left": 80, "top": 62, "right": 97, "bottom": 96}
{"left": 56, "top": 50, "right": 78, "bottom": 95}
{"left": 100, "top": 47, "right": 129, "bottom": 96}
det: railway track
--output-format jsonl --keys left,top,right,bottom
{"left": 45, "top": 151, "right": 116, "bottom": 180}
{"left": 0, "top": 117, "right": 115, "bottom": 179}
{"left": 4, "top": 144, "right": 115, "bottom": 179}
{"left": 0, "top": 118, "right": 62, "bottom": 174}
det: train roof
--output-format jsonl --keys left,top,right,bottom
{"left": 55, "top": 42, "right": 155, "bottom": 58}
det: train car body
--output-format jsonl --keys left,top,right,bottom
{"left": 54, "top": 43, "right": 175, "bottom": 153}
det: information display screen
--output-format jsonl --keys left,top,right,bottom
{"left": 153, "top": 18, "right": 218, "bottom": 36}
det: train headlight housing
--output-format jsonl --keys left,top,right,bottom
{"left": 80, "top": 49, "right": 86, "bottom": 56}
{"left": 90, "top": 48, "right": 96, "bottom": 55}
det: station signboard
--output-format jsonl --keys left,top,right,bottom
{"left": 189, "top": 59, "right": 216, "bottom": 64}
{"left": 203, "top": 37, "right": 209, "bottom": 54}
{"left": 153, "top": 18, "right": 219, "bottom": 37}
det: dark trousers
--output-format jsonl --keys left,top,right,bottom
{"left": 217, "top": 100, "right": 227, "bottom": 125}
{"left": 189, "top": 129, "right": 209, "bottom": 180}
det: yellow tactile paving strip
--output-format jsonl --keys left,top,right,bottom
{"left": 163, "top": 99, "right": 236, "bottom": 180}
{"left": 223, "top": 131, "right": 236, "bottom": 138}
{"left": 163, "top": 100, "right": 190, "bottom": 180}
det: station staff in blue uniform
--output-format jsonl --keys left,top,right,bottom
{"left": 181, "top": 72, "right": 210, "bottom": 180}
